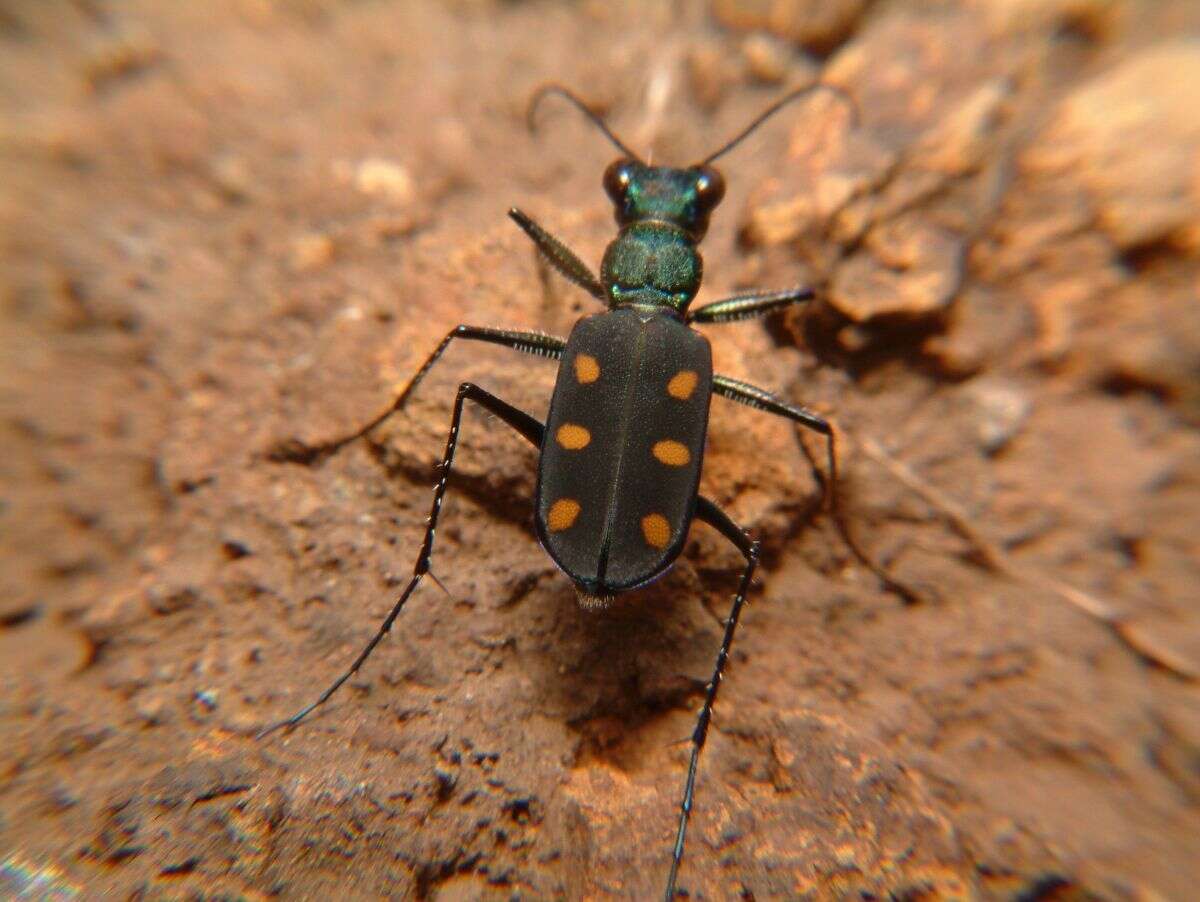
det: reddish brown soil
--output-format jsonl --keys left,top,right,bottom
{"left": 2, "top": 2, "right": 1199, "bottom": 900}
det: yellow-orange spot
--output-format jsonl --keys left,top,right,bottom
{"left": 641, "top": 513, "right": 672, "bottom": 549}
{"left": 574, "top": 354, "right": 601, "bottom": 384}
{"left": 667, "top": 369, "right": 698, "bottom": 400}
{"left": 547, "top": 498, "right": 581, "bottom": 531}
{"left": 652, "top": 439, "right": 691, "bottom": 467}
{"left": 556, "top": 423, "right": 592, "bottom": 450}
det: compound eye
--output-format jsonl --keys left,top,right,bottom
{"left": 693, "top": 166, "right": 726, "bottom": 210}
{"left": 603, "top": 158, "right": 635, "bottom": 201}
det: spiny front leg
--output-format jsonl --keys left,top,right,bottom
{"left": 687, "top": 286, "right": 814, "bottom": 324}
{"left": 509, "top": 208, "right": 606, "bottom": 301}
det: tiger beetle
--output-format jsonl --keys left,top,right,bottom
{"left": 260, "top": 83, "right": 909, "bottom": 899}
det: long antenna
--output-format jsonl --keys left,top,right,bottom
{"left": 700, "top": 83, "right": 859, "bottom": 166}
{"left": 526, "top": 83, "right": 644, "bottom": 163}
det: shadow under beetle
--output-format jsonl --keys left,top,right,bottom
{"left": 261, "top": 83, "right": 908, "bottom": 900}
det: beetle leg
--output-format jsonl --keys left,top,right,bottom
{"left": 712, "top": 374, "right": 919, "bottom": 604}
{"left": 686, "top": 286, "right": 814, "bottom": 324}
{"left": 665, "top": 496, "right": 759, "bottom": 901}
{"left": 509, "top": 207, "right": 607, "bottom": 301}
{"left": 258, "top": 382, "right": 544, "bottom": 738}
{"left": 712, "top": 373, "right": 830, "bottom": 436}
{"left": 270, "top": 325, "right": 563, "bottom": 463}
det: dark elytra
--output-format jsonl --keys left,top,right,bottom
{"left": 536, "top": 308, "right": 713, "bottom": 600}
{"left": 260, "top": 82, "right": 907, "bottom": 899}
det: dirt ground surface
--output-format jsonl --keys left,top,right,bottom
{"left": 3, "top": 1, "right": 1200, "bottom": 899}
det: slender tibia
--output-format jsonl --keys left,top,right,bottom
{"left": 711, "top": 374, "right": 919, "bottom": 604}
{"left": 257, "top": 382, "right": 544, "bottom": 738}
{"left": 665, "top": 496, "right": 760, "bottom": 900}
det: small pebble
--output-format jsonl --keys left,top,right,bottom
{"left": 741, "top": 33, "right": 794, "bottom": 84}
{"left": 962, "top": 378, "right": 1031, "bottom": 454}
{"left": 355, "top": 157, "right": 415, "bottom": 205}
{"left": 134, "top": 692, "right": 171, "bottom": 727}
{"left": 290, "top": 232, "right": 335, "bottom": 272}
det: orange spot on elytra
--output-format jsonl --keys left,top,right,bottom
{"left": 641, "top": 513, "right": 672, "bottom": 549}
{"left": 652, "top": 439, "right": 690, "bottom": 467}
{"left": 574, "top": 354, "right": 600, "bottom": 384}
{"left": 667, "top": 370, "right": 698, "bottom": 400}
{"left": 556, "top": 423, "right": 592, "bottom": 450}
{"left": 547, "top": 498, "right": 581, "bottom": 531}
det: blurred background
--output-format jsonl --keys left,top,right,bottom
{"left": 1, "top": 1, "right": 1198, "bottom": 898}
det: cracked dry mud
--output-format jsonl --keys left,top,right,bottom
{"left": 2, "top": 2, "right": 1199, "bottom": 900}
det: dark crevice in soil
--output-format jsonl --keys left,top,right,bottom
{"left": 190, "top": 782, "right": 252, "bottom": 805}
{"left": 1097, "top": 371, "right": 1173, "bottom": 404}
{"left": 793, "top": 304, "right": 955, "bottom": 382}
{"left": 0, "top": 603, "right": 43, "bottom": 629}
{"left": 1013, "top": 874, "right": 1084, "bottom": 902}
{"left": 1120, "top": 235, "right": 1186, "bottom": 276}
